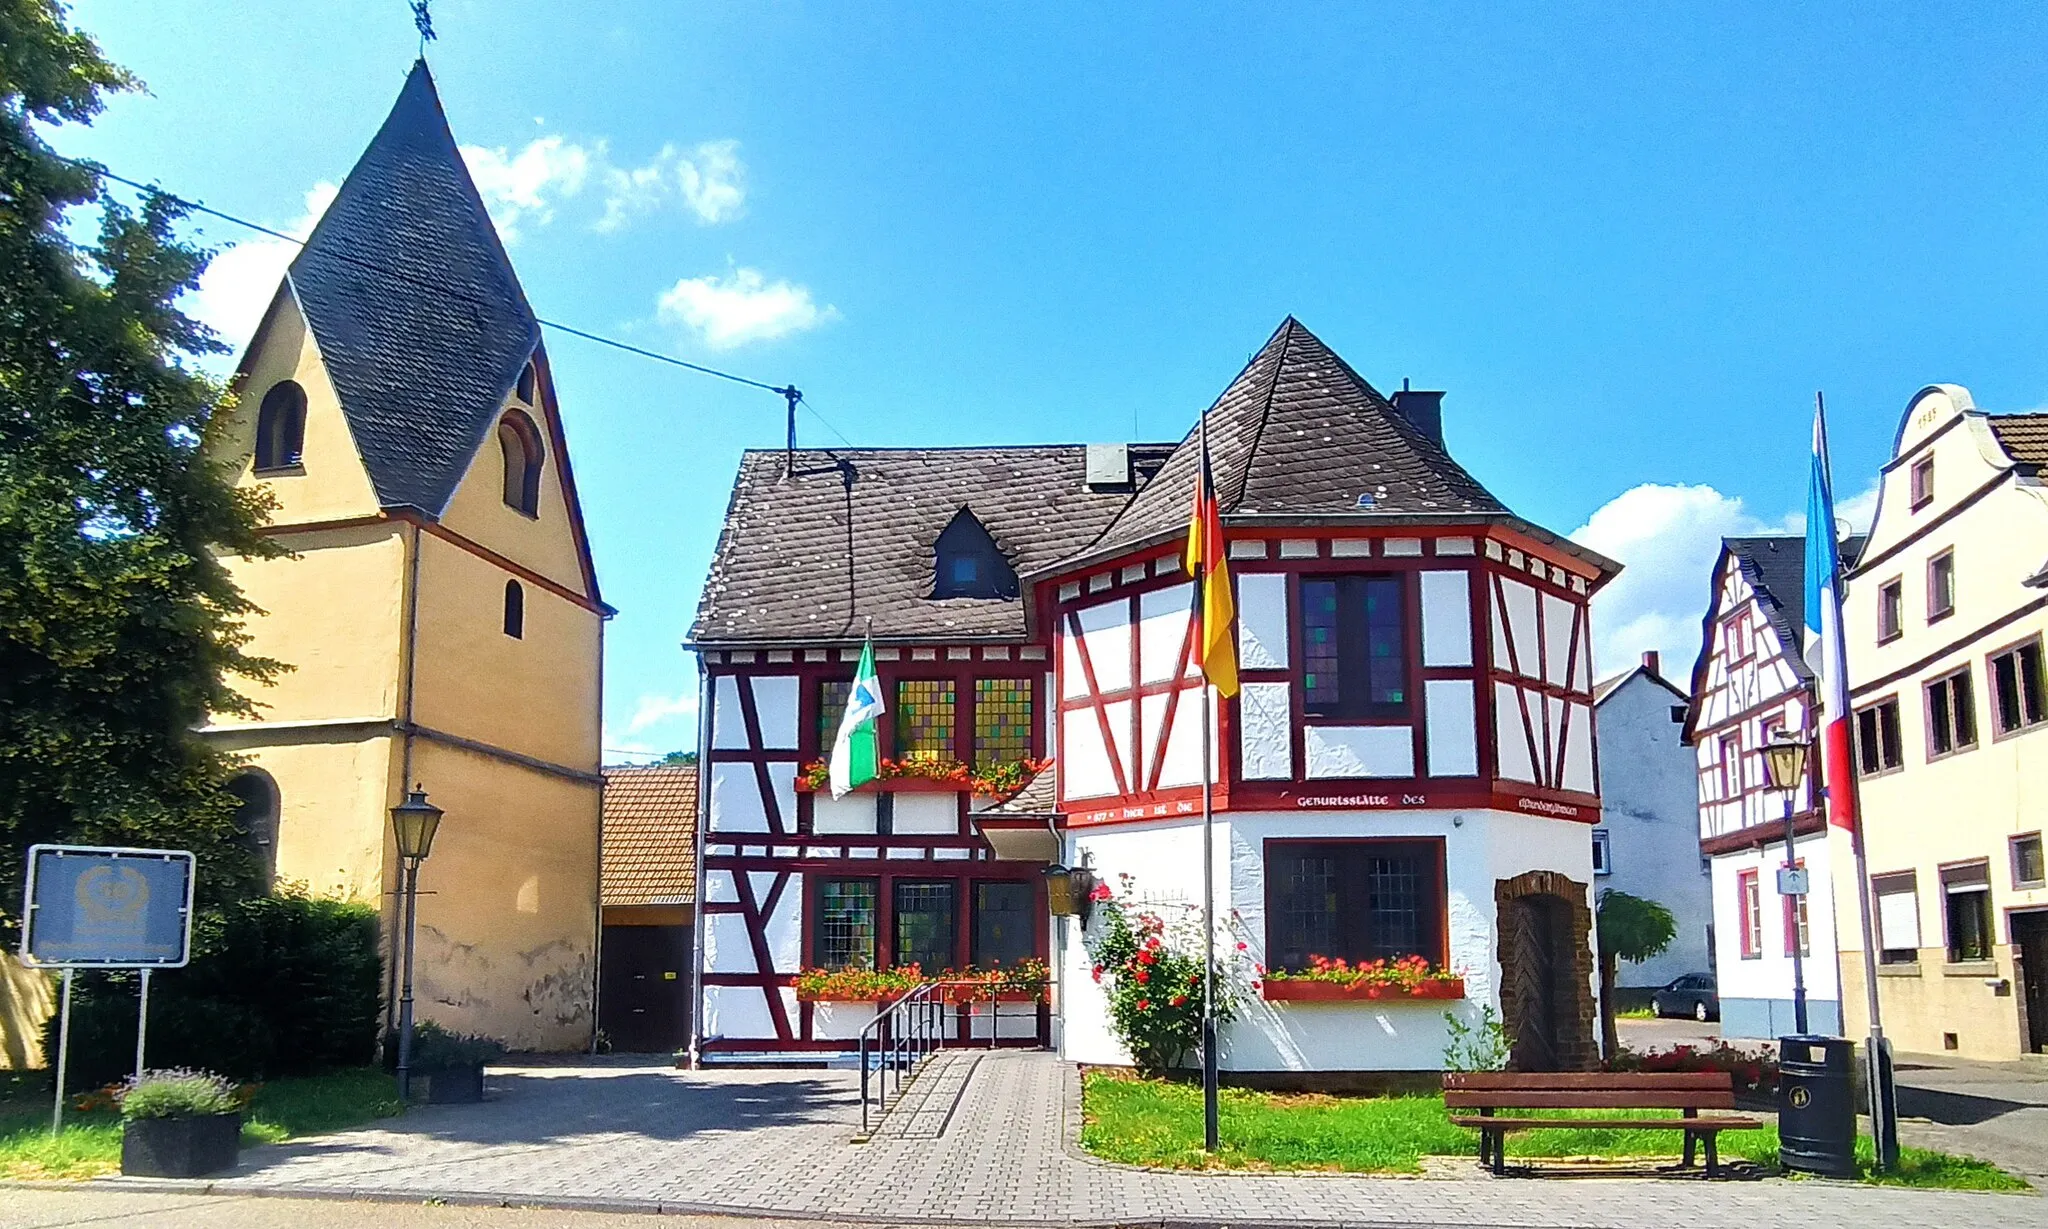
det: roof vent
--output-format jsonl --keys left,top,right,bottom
{"left": 1085, "top": 443, "right": 1132, "bottom": 490}
{"left": 1391, "top": 381, "right": 1446, "bottom": 450}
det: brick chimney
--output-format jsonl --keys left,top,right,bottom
{"left": 1641, "top": 650, "right": 1661, "bottom": 678}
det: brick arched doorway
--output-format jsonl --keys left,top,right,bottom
{"left": 1495, "top": 870, "right": 1597, "bottom": 1072}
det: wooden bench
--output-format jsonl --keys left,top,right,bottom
{"left": 1444, "top": 1071, "right": 1763, "bottom": 1177}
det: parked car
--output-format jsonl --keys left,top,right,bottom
{"left": 1650, "top": 973, "right": 1719, "bottom": 1022}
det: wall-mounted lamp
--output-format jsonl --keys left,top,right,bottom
{"left": 1045, "top": 863, "right": 1098, "bottom": 925}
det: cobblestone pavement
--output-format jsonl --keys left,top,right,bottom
{"left": 90, "top": 1051, "right": 2046, "bottom": 1229}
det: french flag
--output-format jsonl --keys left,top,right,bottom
{"left": 1804, "top": 400, "right": 1859, "bottom": 832}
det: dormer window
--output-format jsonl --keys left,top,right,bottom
{"left": 499, "top": 410, "right": 543, "bottom": 516}
{"left": 933, "top": 509, "right": 1016, "bottom": 600}
{"left": 254, "top": 380, "right": 307, "bottom": 472}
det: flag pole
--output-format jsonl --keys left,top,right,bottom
{"left": 1818, "top": 391, "right": 1899, "bottom": 1170}
{"left": 1199, "top": 413, "right": 1220, "bottom": 1155}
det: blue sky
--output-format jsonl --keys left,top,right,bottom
{"left": 60, "top": 2, "right": 2048, "bottom": 758}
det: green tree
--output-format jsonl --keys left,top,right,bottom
{"left": 658, "top": 750, "right": 698, "bottom": 766}
{"left": 0, "top": 0, "right": 283, "bottom": 935}
{"left": 1595, "top": 888, "right": 1678, "bottom": 1060}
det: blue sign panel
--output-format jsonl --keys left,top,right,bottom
{"left": 20, "top": 846, "right": 194, "bottom": 968}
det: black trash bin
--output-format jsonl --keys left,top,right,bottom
{"left": 1779, "top": 1035, "right": 1857, "bottom": 1177}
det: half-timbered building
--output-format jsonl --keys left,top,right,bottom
{"left": 1684, "top": 535, "right": 1859, "bottom": 1038}
{"left": 689, "top": 318, "right": 1622, "bottom": 1073}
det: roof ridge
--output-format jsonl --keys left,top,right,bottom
{"left": 1228, "top": 317, "right": 1296, "bottom": 512}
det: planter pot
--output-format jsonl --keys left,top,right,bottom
{"left": 414, "top": 1063, "right": 486, "bottom": 1104}
{"left": 941, "top": 987, "right": 1043, "bottom": 1005}
{"left": 796, "top": 989, "right": 914, "bottom": 1004}
{"left": 796, "top": 776, "right": 970, "bottom": 796}
{"left": 121, "top": 1113, "right": 242, "bottom": 1178}
{"left": 1260, "top": 977, "right": 1466, "bottom": 1002}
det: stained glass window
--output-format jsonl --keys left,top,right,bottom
{"left": 973, "top": 678, "right": 1033, "bottom": 766}
{"left": 894, "top": 880, "right": 957, "bottom": 973}
{"left": 816, "top": 878, "right": 877, "bottom": 969}
{"left": 1266, "top": 841, "right": 1443, "bottom": 969}
{"left": 818, "top": 680, "right": 852, "bottom": 754}
{"left": 1301, "top": 575, "right": 1409, "bottom": 719}
{"left": 895, "top": 679, "right": 957, "bottom": 761}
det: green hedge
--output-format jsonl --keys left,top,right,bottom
{"left": 43, "top": 892, "right": 382, "bottom": 1088}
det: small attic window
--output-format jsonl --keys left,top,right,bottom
{"left": 254, "top": 380, "right": 307, "bottom": 472}
{"left": 933, "top": 509, "right": 1017, "bottom": 600}
{"left": 516, "top": 360, "right": 538, "bottom": 404}
{"left": 499, "top": 410, "right": 543, "bottom": 516}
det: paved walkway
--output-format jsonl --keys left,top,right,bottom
{"left": 92, "top": 1051, "right": 2045, "bottom": 1229}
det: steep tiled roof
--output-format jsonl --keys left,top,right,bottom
{"left": 1989, "top": 413, "right": 2048, "bottom": 473}
{"left": 690, "top": 446, "right": 1170, "bottom": 645}
{"left": 981, "top": 765, "right": 1058, "bottom": 815}
{"left": 1077, "top": 318, "right": 1510, "bottom": 562}
{"left": 286, "top": 60, "right": 539, "bottom": 516}
{"left": 601, "top": 764, "right": 698, "bottom": 908}
{"left": 1725, "top": 535, "right": 1811, "bottom": 677}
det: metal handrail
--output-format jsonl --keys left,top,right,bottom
{"left": 854, "top": 978, "right": 1047, "bottom": 1135}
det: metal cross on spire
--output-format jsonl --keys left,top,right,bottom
{"left": 410, "top": 0, "right": 436, "bottom": 52}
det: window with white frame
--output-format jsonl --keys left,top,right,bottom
{"left": 1873, "top": 872, "right": 1920, "bottom": 964}
{"left": 1942, "top": 862, "right": 1993, "bottom": 964}
{"left": 1591, "top": 829, "right": 1612, "bottom": 876}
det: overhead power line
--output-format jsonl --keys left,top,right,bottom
{"left": 67, "top": 155, "right": 839, "bottom": 416}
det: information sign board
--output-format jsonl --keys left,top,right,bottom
{"left": 20, "top": 845, "right": 195, "bottom": 968}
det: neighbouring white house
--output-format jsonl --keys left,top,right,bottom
{"left": 1592, "top": 652, "right": 1712, "bottom": 993}
{"left": 687, "top": 318, "right": 1623, "bottom": 1074}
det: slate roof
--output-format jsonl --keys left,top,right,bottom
{"left": 1989, "top": 413, "right": 2048, "bottom": 474}
{"left": 1071, "top": 318, "right": 1515, "bottom": 566}
{"left": 981, "top": 765, "right": 1058, "bottom": 815}
{"left": 601, "top": 765, "right": 698, "bottom": 908}
{"left": 285, "top": 60, "right": 540, "bottom": 517}
{"left": 690, "top": 446, "right": 1172, "bottom": 645}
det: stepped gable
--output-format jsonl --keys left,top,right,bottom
{"left": 690, "top": 446, "right": 1168, "bottom": 645}
{"left": 1078, "top": 317, "right": 1510, "bottom": 562}
{"left": 286, "top": 59, "right": 540, "bottom": 517}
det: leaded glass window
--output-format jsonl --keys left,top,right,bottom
{"left": 1265, "top": 841, "right": 1443, "bottom": 970}
{"left": 1300, "top": 575, "right": 1409, "bottom": 719}
{"left": 818, "top": 680, "right": 853, "bottom": 754}
{"left": 895, "top": 679, "right": 957, "bottom": 761}
{"left": 973, "top": 678, "right": 1033, "bottom": 766}
{"left": 816, "top": 878, "right": 878, "bottom": 969}
{"left": 893, "top": 880, "right": 957, "bottom": 973}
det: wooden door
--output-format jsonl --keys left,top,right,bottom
{"left": 599, "top": 924, "right": 693, "bottom": 1054}
{"left": 1503, "top": 895, "right": 1568, "bottom": 1071}
{"left": 2016, "top": 911, "right": 2048, "bottom": 1056}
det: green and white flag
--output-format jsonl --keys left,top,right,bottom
{"left": 829, "top": 638, "right": 887, "bottom": 798}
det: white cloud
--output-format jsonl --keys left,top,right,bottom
{"left": 459, "top": 136, "right": 593, "bottom": 244}
{"left": 627, "top": 689, "right": 699, "bottom": 735}
{"left": 183, "top": 182, "right": 338, "bottom": 357}
{"left": 598, "top": 140, "right": 747, "bottom": 232}
{"left": 1570, "top": 478, "right": 1881, "bottom": 686}
{"left": 657, "top": 267, "right": 837, "bottom": 349}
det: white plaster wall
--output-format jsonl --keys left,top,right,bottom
{"left": 702, "top": 868, "right": 738, "bottom": 903}
{"left": 1543, "top": 594, "right": 1574, "bottom": 688}
{"left": 1502, "top": 580, "right": 1540, "bottom": 678}
{"left": 811, "top": 1000, "right": 877, "bottom": 1040}
{"left": 812, "top": 792, "right": 877, "bottom": 834}
{"left": 1142, "top": 690, "right": 1209, "bottom": 788}
{"left": 1065, "top": 808, "right": 1598, "bottom": 1071}
{"left": 1140, "top": 584, "right": 1194, "bottom": 681}
{"left": 1494, "top": 683, "right": 1536, "bottom": 782}
{"left": 1237, "top": 574, "right": 1290, "bottom": 670}
{"left": 892, "top": 793, "right": 959, "bottom": 835}
{"left": 1238, "top": 682, "right": 1293, "bottom": 779}
{"left": 1709, "top": 832, "right": 1843, "bottom": 1004}
{"left": 1593, "top": 674, "right": 1710, "bottom": 986}
{"left": 709, "top": 762, "right": 769, "bottom": 832}
{"left": 1420, "top": 571, "right": 1472, "bottom": 668}
{"left": 1077, "top": 598, "right": 1132, "bottom": 692}
{"left": 1061, "top": 707, "right": 1116, "bottom": 799}
{"left": 1562, "top": 701, "right": 1595, "bottom": 793}
{"left": 711, "top": 675, "right": 748, "bottom": 750}
{"left": 704, "top": 911, "right": 756, "bottom": 974}
{"left": 1424, "top": 679, "right": 1478, "bottom": 777}
{"left": 1305, "top": 726, "right": 1414, "bottom": 778}
{"left": 702, "top": 985, "right": 774, "bottom": 1039}
{"left": 761, "top": 872, "right": 803, "bottom": 972}
{"left": 1103, "top": 699, "right": 1134, "bottom": 788}
{"left": 752, "top": 675, "right": 800, "bottom": 748}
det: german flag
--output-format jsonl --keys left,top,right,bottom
{"left": 1183, "top": 430, "right": 1239, "bottom": 697}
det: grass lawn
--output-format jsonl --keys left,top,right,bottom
{"left": 1080, "top": 1073, "right": 2029, "bottom": 1191}
{"left": 0, "top": 1068, "right": 402, "bottom": 1181}
{"left": 1615, "top": 1007, "right": 1658, "bottom": 1019}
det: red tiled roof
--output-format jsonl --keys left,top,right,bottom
{"left": 601, "top": 764, "right": 697, "bottom": 907}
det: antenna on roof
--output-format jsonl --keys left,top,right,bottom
{"left": 410, "top": 0, "right": 436, "bottom": 55}
{"left": 781, "top": 384, "right": 803, "bottom": 476}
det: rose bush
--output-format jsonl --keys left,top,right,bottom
{"left": 1082, "top": 877, "right": 1251, "bottom": 1074}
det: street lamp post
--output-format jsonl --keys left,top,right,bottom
{"left": 1762, "top": 737, "right": 1811, "bottom": 1036}
{"left": 389, "top": 786, "right": 444, "bottom": 1102}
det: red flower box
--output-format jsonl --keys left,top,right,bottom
{"left": 1260, "top": 977, "right": 1466, "bottom": 1002}
{"left": 939, "top": 987, "right": 1043, "bottom": 1005}
{"left": 795, "top": 990, "right": 904, "bottom": 1004}
{"left": 794, "top": 776, "right": 965, "bottom": 795}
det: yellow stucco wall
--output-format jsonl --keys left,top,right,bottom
{"left": 0, "top": 953, "right": 54, "bottom": 1070}
{"left": 402, "top": 738, "right": 599, "bottom": 1049}
{"left": 200, "top": 295, "right": 603, "bottom": 1053}
{"left": 1832, "top": 385, "right": 2048, "bottom": 1061}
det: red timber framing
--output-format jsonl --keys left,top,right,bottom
{"left": 1046, "top": 527, "right": 1604, "bottom": 829}
{"left": 696, "top": 648, "right": 1055, "bottom": 1051}
{"left": 1687, "top": 548, "right": 1820, "bottom": 846}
